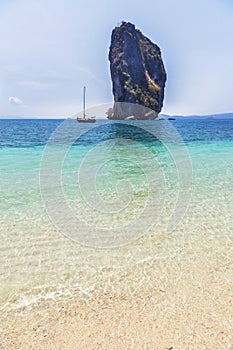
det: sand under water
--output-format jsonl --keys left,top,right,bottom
{"left": 0, "top": 119, "right": 232, "bottom": 349}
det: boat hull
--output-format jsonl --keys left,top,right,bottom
{"left": 77, "top": 118, "right": 96, "bottom": 123}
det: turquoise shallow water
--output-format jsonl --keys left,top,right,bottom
{"left": 0, "top": 119, "right": 233, "bottom": 313}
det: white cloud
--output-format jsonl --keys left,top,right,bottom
{"left": 8, "top": 96, "right": 23, "bottom": 105}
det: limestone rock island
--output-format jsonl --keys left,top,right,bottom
{"left": 108, "top": 22, "right": 167, "bottom": 120}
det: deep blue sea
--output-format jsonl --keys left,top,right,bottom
{"left": 1, "top": 118, "right": 233, "bottom": 315}
{"left": 2, "top": 118, "right": 233, "bottom": 147}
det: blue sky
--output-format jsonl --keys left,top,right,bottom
{"left": 0, "top": 0, "right": 232, "bottom": 117}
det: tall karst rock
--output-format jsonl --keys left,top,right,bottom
{"left": 108, "top": 22, "right": 167, "bottom": 120}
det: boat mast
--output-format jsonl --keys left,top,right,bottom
{"left": 83, "top": 86, "right": 86, "bottom": 119}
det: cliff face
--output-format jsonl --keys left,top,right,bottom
{"left": 108, "top": 22, "right": 166, "bottom": 120}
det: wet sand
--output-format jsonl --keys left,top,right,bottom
{"left": 1, "top": 236, "right": 232, "bottom": 350}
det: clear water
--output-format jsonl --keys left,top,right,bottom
{"left": 0, "top": 118, "right": 233, "bottom": 313}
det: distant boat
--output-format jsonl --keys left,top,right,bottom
{"left": 77, "top": 86, "right": 96, "bottom": 123}
{"left": 168, "top": 117, "right": 176, "bottom": 120}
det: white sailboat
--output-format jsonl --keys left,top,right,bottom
{"left": 77, "top": 86, "right": 96, "bottom": 123}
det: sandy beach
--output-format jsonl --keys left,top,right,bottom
{"left": 1, "top": 234, "right": 232, "bottom": 350}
